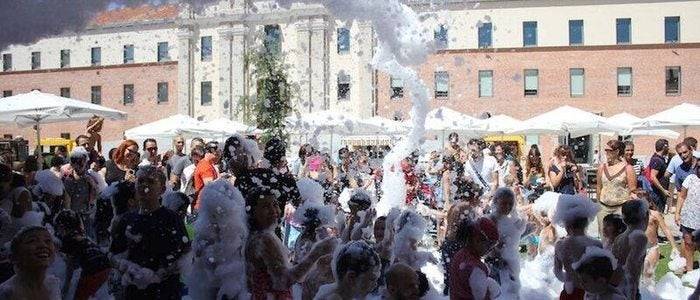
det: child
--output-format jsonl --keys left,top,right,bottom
{"left": 0, "top": 226, "right": 61, "bottom": 300}
{"left": 313, "top": 241, "right": 382, "bottom": 300}
{"left": 640, "top": 191, "right": 678, "bottom": 284}
{"left": 86, "top": 116, "right": 104, "bottom": 154}
{"left": 53, "top": 210, "right": 111, "bottom": 300}
{"left": 572, "top": 246, "right": 625, "bottom": 300}
{"left": 611, "top": 200, "right": 648, "bottom": 300}
{"left": 689, "top": 229, "right": 700, "bottom": 300}
{"left": 449, "top": 217, "right": 501, "bottom": 300}
{"left": 488, "top": 187, "right": 526, "bottom": 299}
{"left": 602, "top": 214, "right": 626, "bottom": 249}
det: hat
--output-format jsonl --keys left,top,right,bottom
{"left": 475, "top": 217, "right": 499, "bottom": 242}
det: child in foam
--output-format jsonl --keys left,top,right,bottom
{"left": 553, "top": 194, "right": 602, "bottom": 300}
{"left": 449, "top": 216, "right": 501, "bottom": 300}
{"left": 487, "top": 187, "right": 526, "bottom": 299}
{"left": 610, "top": 200, "right": 649, "bottom": 300}
{"left": 572, "top": 246, "right": 625, "bottom": 300}
{"left": 0, "top": 226, "right": 61, "bottom": 300}
{"left": 313, "top": 240, "right": 382, "bottom": 300}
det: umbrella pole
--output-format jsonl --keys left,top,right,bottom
{"left": 684, "top": 126, "right": 688, "bottom": 139}
{"left": 35, "top": 121, "right": 42, "bottom": 155}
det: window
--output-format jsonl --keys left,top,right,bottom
{"left": 123, "top": 45, "right": 134, "bottom": 64}
{"left": 2, "top": 54, "right": 11, "bottom": 71}
{"left": 337, "top": 72, "right": 351, "bottom": 101}
{"left": 478, "top": 70, "right": 493, "bottom": 97}
{"left": 157, "top": 82, "right": 169, "bottom": 103}
{"left": 390, "top": 77, "right": 404, "bottom": 99}
{"left": 337, "top": 28, "right": 350, "bottom": 54}
{"left": 201, "top": 81, "right": 212, "bottom": 105}
{"left": 523, "top": 21, "right": 537, "bottom": 47}
{"left": 478, "top": 23, "right": 492, "bottom": 48}
{"left": 617, "top": 68, "right": 632, "bottom": 96}
{"left": 60, "top": 50, "right": 70, "bottom": 68}
{"left": 30, "top": 52, "right": 41, "bottom": 70}
{"left": 524, "top": 69, "right": 539, "bottom": 96}
{"left": 123, "top": 84, "right": 134, "bottom": 105}
{"left": 434, "top": 71, "right": 449, "bottom": 98}
{"left": 2, "top": 91, "right": 11, "bottom": 98}
{"left": 434, "top": 24, "right": 448, "bottom": 49}
{"left": 91, "top": 86, "right": 101, "bottom": 104}
{"left": 264, "top": 25, "right": 281, "bottom": 55}
{"left": 616, "top": 18, "right": 631, "bottom": 44}
{"left": 157, "top": 42, "right": 169, "bottom": 62}
{"left": 666, "top": 66, "right": 681, "bottom": 95}
{"left": 665, "top": 16, "right": 680, "bottom": 43}
{"left": 60, "top": 87, "right": 70, "bottom": 98}
{"left": 570, "top": 68, "right": 585, "bottom": 97}
{"left": 201, "top": 36, "right": 212, "bottom": 61}
{"left": 91, "top": 47, "right": 101, "bottom": 66}
{"left": 569, "top": 20, "right": 584, "bottom": 45}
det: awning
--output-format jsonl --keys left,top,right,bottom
{"left": 341, "top": 135, "right": 394, "bottom": 147}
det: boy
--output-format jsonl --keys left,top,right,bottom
{"left": 611, "top": 200, "right": 648, "bottom": 300}
{"left": 572, "top": 246, "right": 625, "bottom": 300}
{"left": 0, "top": 226, "right": 60, "bottom": 300}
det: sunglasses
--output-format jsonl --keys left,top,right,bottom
{"left": 146, "top": 147, "right": 158, "bottom": 152}
{"left": 79, "top": 143, "right": 90, "bottom": 147}
{"left": 126, "top": 148, "right": 138, "bottom": 155}
{"left": 604, "top": 148, "right": 614, "bottom": 152}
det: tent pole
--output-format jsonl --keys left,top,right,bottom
{"left": 35, "top": 121, "right": 42, "bottom": 155}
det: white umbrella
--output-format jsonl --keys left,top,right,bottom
{"left": 405, "top": 107, "right": 485, "bottom": 147}
{"left": 124, "top": 114, "right": 213, "bottom": 139}
{"left": 203, "top": 118, "right": 262, "bottom": 136}
{"left": 509, "top": 105, "right": 627, "bottom": 138}
{"left": 359, "top": 116, "right": 409, "bottom": 134}
{"left": 604, "top": 113, "right": 680, "bottom": 139}
{"left": 634, "top": 103, "right": 700, "bottom": 137}
{"left": 480, "top": 114, "right": 524, "bottom": 135}
{"left": 285, "top": 110, "right": 381, "bottom": 153}
{"left": 0, "top": 90, "right": 127, "bottom": 148}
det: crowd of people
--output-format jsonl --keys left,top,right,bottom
{"left": 0, "top": 125, "right": 699, "bottom": 299}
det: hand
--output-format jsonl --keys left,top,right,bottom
{"left": 675, "top": 213, "right": 681, "bottom": 226}
{"left": 664, "top": 190, "right": 672, "bottom": 198}
{"left": 309, "top": 237, "right": 338, "bottom": 259}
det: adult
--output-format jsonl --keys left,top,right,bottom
{"left": 646, "top": 139, "right": 671, "bottom": 212}
{"left": 548, "top": 145, "right": 582, "bottom": 195}
{"left": 675, "top": 163, "right": 700, "bottom": 273}
{"left": 445, "top": 132, "right": 462, "bottom": 161}
{"left": 449, "top": 217, "right": 501, "bottom": 300}
{"left": 666, "top": 140, "right": 699, "bottom": 195}
{"left": 464, "top": 139, "right": 498, "bottom": 196}
{"left": 75, "top": 135, "right": 99, "bottom": 166}
{"left": 104, "top": 140, "right": 138, "bottom": 185}
{"left": 493, "top": 143, "right": 516, "bottom": 188}
{"left": 525, "top": 145, "right": 546, "bottom": 200}
{"left": 596, "top": 140, "right": 637, "bottom": 241}
{"left": 118, "top": 166, "right": 190, "bottom": 299}
{"left": 623, "top": 141, "right": 644, "bottom": 178}
{"left": 140, "top": 138, "right": 160, "bottom": 167}
{"left": 193, "top": 141, "right": 220, "bottom": 210}
{"left": 63, "top": 147, "right": 98, "bottom": 239}
{"left": 169, "top": 137, "right": 204, "bottom": 191}
{"left": 165, "top": 135, "right": 187, "bottom": 179}
{"left": 179, "top": 146, "right": 205, "bottom": 200}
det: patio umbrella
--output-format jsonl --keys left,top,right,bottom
{"left": 359, "top": 116, "right": 409, "bottom": 135}
{"left": 509, "top": 105, "right": 627, "bottom": 138}
{"left": 479, "top": 114, "right": 524, "bottom": 135}
{"left": 634, "top": 103, "right": 700, "bottom": 138}
{"left": 124, "top": 114, "right": 213, "bottom": 139}
{"left": 411, "top": 107, "right": 487, "bottom": 145}
{"left": 603, "top": 112, "right": 680, "bottom": 139}
{"left": 0, "top": 90, "right": 127, "bottom": 148}
{"left": 285, "top": 110, "right": 381, "bottom": 153}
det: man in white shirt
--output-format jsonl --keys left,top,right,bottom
{"left": 666, "top": 137, "right": 700, "bottom": 187}
{"left": 464, "top": 138, "right": 498, "bottom": 196}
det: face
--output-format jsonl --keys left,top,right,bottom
{"left": 450, "top": 136, "right": 459, "bottom": 147}
{"left": 191, "top": 140, "right": 204, "bottom": 150}
{"left": 124, "top": 145, "right": 139, "bottom": 166}
{"left": 145, "top": 141, "right": 158, "bottom": 157}
{"left": 602, "top": 222, "right": 618, "bottom": 240}
{"left": 494, "top": 146, "right": 504, "bottom": 159}
{"left": 373, "top": 219, "right": 386, "bottom": 242}
{"left": 468, "top": 144, "right": 481, "bottom": 159}
{"left": 389, "top": 270, "right": 420, "bottom": 300}
{"left": 77, "top": 137, "right": 90, "bottom": 150}
{"left": 174, "top": 138, "right": 185, "bottom": 152}
{"left": 253, "top": 195, "right": 280, "bottom": 229}
{"left": 70, "top": 157, "right": 88, "bottom": 175}
{"left": 604, "top": 144, "right": 617, "bottom": 160}
{"left": 496, "top": 196, "right": 514, "bottom": 216}
{"left": 13, "top": 230, "right": 55, "bottom": 269}
{"left": 349, "top": 264, "right": 381, "bottom": 296}
{"left": 679, "top": 145, "right": 693, "bottom": 163}
{"left": 579, "top": 273, "right": 608, "bottom": 294}
{"left": 136, "top": 174, "right": 165, "bottom": 202}
{"left": 624, "top": 145, "right": 634, "bottom": 160}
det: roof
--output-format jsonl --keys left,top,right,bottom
{"left": 90, "top": 4, "right": 180, "bottom": 27}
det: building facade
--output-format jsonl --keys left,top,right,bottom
{"left": 376, "top": 0, "right": 700, "bottom": 160}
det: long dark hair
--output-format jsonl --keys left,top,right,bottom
{"left": 525, "top": 145, "right": 544, "bottom": 175}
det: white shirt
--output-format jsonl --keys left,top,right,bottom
{"left": 466, "top": 155, "right": 498, "bottom": 191}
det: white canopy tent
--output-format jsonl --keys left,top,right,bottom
{"left": 509, "top": 106, "right": 627, "bottom": 138}
{"left": 124, "top": 114, "right": 215, "bottom": 139}
{"left": 405, "top": 107, "right": 486, "bottom": 146}
{"left": 360, "top": 116, "right": 409, "bottom": 134}
{"left": 634, "top": 103, "right": 700, "bottom": 138}
{"left": 0, "top": 90, "right": 127, "bottom": 148}
{"left": 202, "top": 118, "right": 262, "bottom": 136}
{"left": 478, "top": 114, "right": 524, "bottom": 135}
{"left": 286, "top": 110, "right": 382, "bottom": 153}
{"left": 603, "top": 112, "right": 680, "bottom": 139}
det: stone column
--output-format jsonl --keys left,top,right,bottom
{"left": 355, "top": 22, "right": 375, "bottom": 118}
{"left": 230, "top": 24, "right": 247, "bottom": 121}
{"left": 309, "top": 18, "right": 329, "bottom": 112}
{"left": 177, "top": 26, "right": 195, "bottom": 116}
{"left": 295, "top": 19, "right": 312, "bottom": 114}
{"left": 218, "top": 24, "right": 234, "bottom": 119}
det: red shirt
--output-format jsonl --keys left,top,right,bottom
{"left": 193, "top": 157, "right": 218, "bottom": 208}
{"left": 449, "top": 248, "right": 489, "bottom": 300}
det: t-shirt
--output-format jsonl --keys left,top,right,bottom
{"left": 681, "top": 174, "right": 700, "bottom": 230}
{"left": 465, "top": 155, "right": 497, "bottom": 192}
{"left": 104, "top": 161, "right": 129, "bottom": 185}
{"left": 549, "top": 165, "right": 577, "bottom": 195}
{"left": 171, "top": 155, "right": 192, "bottom": 178}
{"left": 648, "top": 153, "right": 669, "bottom": 197}
{"left": 193, "top": 158, "right": 218, "bottom": 206}
{"left": 63, "top": 175, "right": 93, "bottom": 214}
{"left": 166, "top": 153, "right": 187, "bottom": 177}
{"left": 666, "top": 150, "right": 700, "bottom": 175}
{"left": 667, "top": 156, "right": 698, "bottom": 191}
{"left": 60, "top": 236, "right": 110, "bottom": 276}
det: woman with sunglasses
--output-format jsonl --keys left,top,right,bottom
{"left": 548, "top": 145, "right": 583, "bottom": 195}
{"left": 596, "top": 140, "right": 637, "bottom": 242}
{"left": 105, "top": 140, "right": 139, "bottom": 185}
